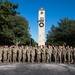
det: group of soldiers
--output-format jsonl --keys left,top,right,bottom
{"left": 0, "top": 45, "right": 75, "bottom": 64}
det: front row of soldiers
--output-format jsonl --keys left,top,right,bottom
{"left": 0, "top": 45, "right": 75, "bottom": 64}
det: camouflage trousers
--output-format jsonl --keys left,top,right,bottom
{"left": 37, "top": 54, "right": 41, "bottom": 62}
{"left": 58, "top": 53, "right": 62, "bottom": 63}
{"left": 46, "top": 54, "right": 51, "bottom": 63}
{"left": 3, "top": 53, "right": 7, "bottom": 62}
{"left": 63, "top": 54, "right": 66, "bottom": 63}
{"left": 27, "top": 54, "right": 30, "bottom": 62}
{"left": 8, "top": 54, "right": 12, "bottom": 62}
{"left": 42, "top": 54, "right": 45, "bottom": 62}
{"left": 54, "top": 54, "right": 57, "bottom": 63}
{"left": 0, "top": 54, "right": 2, "bottom": 62}
{"left": 13, "top": 54, "right": 17, "bottom": 62}
{"left": 18, "top": 54, "right": 22, "bottom": 62}
{"left": 31, "top": 55, "right": 35, "bottom": 63}
{"left": 23, "top": 54, "right": 26, "bottom": 62}
{"left": 67, "top": 53, "right": 70, "bottom": 63}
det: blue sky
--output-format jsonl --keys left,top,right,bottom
{"left": 9, "top": 0, "right": 75, "bottom": 42}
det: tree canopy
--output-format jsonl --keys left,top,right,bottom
{"left": 0, "top": 0, "right": 37, "bottom": 46}
{"left": 46, "top": 18, "right": 75, "bottom": 47}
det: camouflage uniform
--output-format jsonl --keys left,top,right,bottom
{"left": 67, "top": 46, "right": 71, "bottom": 64}
{"left": 46, "top": 46, "right": 52, "bottom": 63}
{"left": 36, "top": 47, "right": 41, "bottom": 62}
{"left": 73, "top": 48, "right": 75, "bottom": 64}
{"left": 13, "top": 47, "right": 17, "bottom": 62}
{"left": 26, "top": 47, "right": 30, "bottom": 62}
{"left": 3, "top": 47, "right": 8, "bottom": 62}
{"left": 22, "top": 47, "right": 27, "bottom": 62}
{"left": 62, "top": 47, "right": 67, "bottom": 63}
{"left": 0, "top": 47, "right": 3, "bottom": 63}
{"left": 57, "top": 46, "right": 62, "bottom": 63}
{"left": 7, "top": 47, "right": 12, "bottom": 62}
{"left": 70, "top": 47, "right": 73, "bottom": 63}
{"left": 41, "top": 46, "right": 46, "bottom": 62}
{"left": 53, "top": 47, "right": 57, "bottom": 63}
{"left": 30, "top": 47, "right": 35, "bottom": 63}
{"left": 18, "top": 47, "right": 22, "bottom": 62}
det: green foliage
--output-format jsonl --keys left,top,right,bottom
{"left": 0, "top": 0, "right": 36, "bottom": 46}
{"left": 46, "top": 18, "right": 75, "bottom": 47}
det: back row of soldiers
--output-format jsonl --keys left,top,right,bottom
{"left": 0, "top": 45, "right": 75, "bottom": 64}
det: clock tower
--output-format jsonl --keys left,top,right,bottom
{"left": 38, "top": 8, "right": 45, "bottom": 46}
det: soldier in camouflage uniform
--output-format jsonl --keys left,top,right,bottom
{"left": 73, "top": 48, "right": 75, "bottom": 64}
{"left": 18, "top": 47, "right": 22, "bottom": 62}
{"left": 0, "top": 46, "right": 3, "bottom": 63}
{"left": 62, "top": 46, "right": 67, "bottom": 63}
{"left": 22, "top": 46, "right": 27, "bottom": 62}
{"left": 13, "top": 46, "right": 18, "bottom": 62}
{"left": 41, "top": 46, "right": 46, "bottom": 62}
{"left": 57, "top": 46, "right": 62, "bottom": 63}
{"left": 53, "top": 47, "right": 57, "bottom": 63}
{"left": 30, "top": 47, "right": 35, "bottom": 63}
{"left": 46, "top": 46, "right": 52, "bottom": 63}
{"left": 26, "top": 46, "right": 30, "bottom": 62}
{"left": 3, "top": 46, "right": 8, "bottom": 63}
{"left": 66, "top": 46, "right": 71, "bottom": 64}
{"left": 36, "top": 46, "right": 41, "bottom": 62}
{"left": 7, "top": 47, "right": 12, "bottom": 62}
{"left": 70, "top": 46, "right": 73, "bottom": 63}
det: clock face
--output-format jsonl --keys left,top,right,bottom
{"left": 39, "top": 23, "right": 44, "bottom": 27}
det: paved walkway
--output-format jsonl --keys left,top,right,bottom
{"left": 0, "top": 63, "right": 75, "bottom": 75}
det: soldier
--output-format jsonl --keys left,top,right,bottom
{"left": 41, "top": 45, "right": 46, "bottom": 62}
{"left": 46, "top": 45, "right": 52, "bottom": 63}
{"left": 57, "top": 46, "right": 62, "bottom": 63}
{"left": 0, "top": 46, "right": 3, "bottom": 63}
{"left": 22, "top": 46, "right": 27, "bottom": 62}
{"left": 53, "top": 47, "right": 57, "bottom": 63}
{"left": 30, "top": 47, "right": 35, "bottom": 63}
{"left": 26, "top": 46, "right": 30, "bottom": 62}
{"left": 36, "top": 46, "right": 41, "bottom": 62}
{"left": 3, "top": 46, "right": 8, "bottom": 63}
{"left": 66, "top": 46, "right": 71, "bottom": 64}
{"left": 7, "top": 46, "right": 12, "bottom": 62}
{"left": 70, "top": 46, "right": 73, "bottom": 63}
{"left": 18, "top": 47, "right": 22, "bottom": 62}
{"left": 73, "top": 48, "right": 75, "bottom": 64}
{"left": 13, "top": 46, "right": 18, "bottom": 62}
{"left": 62, "top": 46, "right": 67, "bottom": 63}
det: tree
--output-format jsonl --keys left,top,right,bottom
{"left": 46, "top": 18, "right": 75, "bottom": 46}
{"left": 0, "top": 0, "right": 31, "bottom": 46}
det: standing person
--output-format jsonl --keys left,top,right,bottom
{"left": 36, "top": 46, "right": 41, "bottom": 62}
{"left": 46, "top": 45, "right": 52, "bottom": 63}
{"left": 53, "top": 46, "right": 57, "bottom": 63}
{"left": 26, "top": 46, "right": 30, "bottom": 62}
{"left": 62, "top": 46, "right": 67, "bottom": 63}
{"left": 3, "top": 46, "right": 8, "bottom": 63}
{"left": 22, "top": 46, "right": 27, "bottom": 62}
{"left": 0, "top": 46, "right": 3, "bottom": 63}
{"left": 70, "top": 46, "right": 73, "bottom": 63}
{"left": 66, "top": 46, "right": 71, "bottom": 64}
{"left": 18, "top": 47, "right": 22, "bottom": 62}
{"left": 57, "top": 46, "right": 62, "bottom": 63}
{"left": 30, "top": 47, "right": 35, "bottom": 63}
{"left": 73, "top": 48, "right": 75, "bottom": 64}
{"left": 7, "top": 46, "right": 12, "bottom": 62}
{"left": 41, "top": 45, "right": 46, "bottom": 63}
{"left": 13, "top": 46, "right": 18, "bottom": 62}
